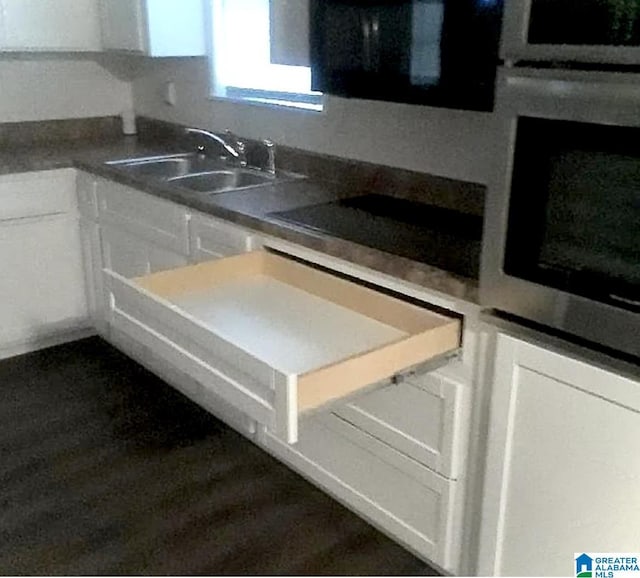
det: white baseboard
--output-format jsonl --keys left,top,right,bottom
{"left": 0, "top": 327, "right": 96, "bottom": 361}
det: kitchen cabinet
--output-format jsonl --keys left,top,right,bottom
{"left": 77, "top": 172, "right": 107, "bottom": 336}
{"left": 99, "top": 0, "right": 205, "bottom": 57}
{"left": 189, "top": 213, "right": 262, "bottom": 262}
{"left": 334, "top": 371, "right": 469, "bottom": 479}
{"left": 101, "top": 226, "right": 188, "bottom": 279}
{"left": 0, "top": 0, "right": 101, "bottom": 52}
{"left": 260, "top": 411, "right": 462, "bottom": 571}
{"left": 478, "top": 332, "right": 640, "bottom": 576}
{"left": 258, "top": 360, "right": 471, "bottom": 571}
{"left": 89, "top": 177, "right": 255, "bottom": 436}
{"left": 91, "top": 176, "right": 190, "bottom": 328}
{"left": 77, "top": 170, "right": 470, "bottom": 572}
{"left": 0, "top": 170, "right": 89, "bottom": 359}
{"left": 93, "top": 175, "right": 191, "bottom": 325}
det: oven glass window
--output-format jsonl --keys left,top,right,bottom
{"left": 504, "top": 117, "right": 640, "bottom": 310}
{"left": 528, "top": 0, "right": 640, "bottom": 46}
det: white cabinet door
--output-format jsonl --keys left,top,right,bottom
{"left": 0, "top": 0, "right": 101, "bottom": 51}
{"left": 99, "top": 0, "right": 146, "bottom": 52}
{"left": 478, "top": 333, "right": 640, "bottom": 577}
{"left": 101, "top": 225, "right": 188, "bottom": 279}
{"left": 0, "top": 170, "right": 88, "bottom": 358}
{"left": 99, "top": 0, "right": 205, "bottom": 56}
{"left": 0, "top": 215, "right": 88, "bottom": 357}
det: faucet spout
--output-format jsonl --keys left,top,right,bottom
{"left": 184, "top": 127, "right": 243, "bottom": 162}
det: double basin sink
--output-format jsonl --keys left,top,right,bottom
{"left": 107, "top": 153, "right": 299, "bottom": 196}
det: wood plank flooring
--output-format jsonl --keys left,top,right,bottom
{"left": 0, "top": 338, "right": 439, "bottom": 575}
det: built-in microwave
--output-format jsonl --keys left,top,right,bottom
{"left": 309, "top": 0, "right": 504, "bottom": 112}
{"left": 480, "top": 67, "right": 640, "bottom": 359}
{"left": 502, "top": 0, "right": 640, "bottom": 65}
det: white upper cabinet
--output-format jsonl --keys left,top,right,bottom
{"left": 99, "top": 0, "right": 206, "bottom": 57}
{"left": 270, "top": 0, "right": 310, "bottom": 67}
{"left": 0, "top": 0, "right": 101, "bottom": 51}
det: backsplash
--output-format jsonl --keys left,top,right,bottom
{"left": 137, "top": 116, "right": 486, "bottom": 217}
{"left": 0, "top": 116, "right": 123, "bottom": 148}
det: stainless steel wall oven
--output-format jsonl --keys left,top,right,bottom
{"left": 480, "top": 67, "right": 640, "bottom": 359}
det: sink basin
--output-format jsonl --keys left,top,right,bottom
{"left": 107, "top": 153, "right": 225, "bottom": 179}
{"left": 106, "top": 152, "right": 303, "bottom": 196}
{"left": 169, "top": 169, "right": 275, "bottom": 193}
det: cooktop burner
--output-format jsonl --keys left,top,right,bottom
{"left": 269, "top": 194, "right": 483, "bottom": 279}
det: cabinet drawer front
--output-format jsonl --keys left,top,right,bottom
{"left": 101, "top": 226, "right": 189, "bottom": 280}
{"left": 190, "top": 214, "right": 262, "bottom": 260}
{"left": 96, "top": 178, "right": 189, "bottom": 253}
{"left": 110, "top": 324, "right": 259, "bottom": 438}
{"left": 261, "top": 414, "right": 460, "bottom": 571}
{"left": 104, "top": 251, "right": 461, "bottom": 444}
{"left": 0, "top": 170, "right": 76, "bottom": 221}
{"left": 107, "top": 271, "right": 276, "bottom": 425}
{"left": 335, "top": 373, "right": 467, "bottom": 479}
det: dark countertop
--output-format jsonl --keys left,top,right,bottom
{"left": 0, "top": 137, "right": 480, "bottom": 304}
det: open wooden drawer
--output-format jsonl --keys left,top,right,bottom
{"left": 105, "top": 250, "right": 461, "bottom": 443}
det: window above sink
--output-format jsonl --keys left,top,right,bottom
{"left": 208, "top": 0, "right": 323, "bottom": 111}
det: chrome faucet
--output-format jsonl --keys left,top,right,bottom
{"left": 184, "top": 127, "right": 247, "bottom": 166}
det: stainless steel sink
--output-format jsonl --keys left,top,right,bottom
{"left": 106, "top": 153, "right": 226, "bottom": 179}
{"left": 106, "top": 152, "right": 302, "bottom": 196}
{"left": 169, "top": 169, "right": 275, "bottom": 193}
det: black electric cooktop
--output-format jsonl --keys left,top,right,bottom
{"left": 269, "top": 194, "right": 483, "bottom": 279}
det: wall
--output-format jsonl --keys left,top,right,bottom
{"left": 0, "top": 56, "right": 133, "bottom": 123}
{"left": 132, "top": 58, "right": 498, "bottom": 185}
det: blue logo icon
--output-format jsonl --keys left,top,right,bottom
{"left": 576, "top": 553, "right": 593, "bottom": 578}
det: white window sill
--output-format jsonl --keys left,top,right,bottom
{"left": 208, "top": 93, "right": 325, "bottom": 114}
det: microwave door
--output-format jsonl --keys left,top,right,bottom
{"left": 502, "top": 0, "right": 640, "bottom": 64}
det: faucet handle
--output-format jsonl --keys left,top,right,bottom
{"left": 224, "top": 129, "right": 247, "bottom": 167}
{"left": 262, "top": 139, "right": 276, "bottom": 175}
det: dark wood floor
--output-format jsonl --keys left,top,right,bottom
{"left": 0, "top": 338, "right": 438, "bottom": 576}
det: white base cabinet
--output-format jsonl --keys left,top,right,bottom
{"left": 478, "top": 332, "right": 640, "bottom": 577}
{"left": 77, "top": 173, "right": 260, "bottom": 437}
{"left": 74, "top": 170, "right": 471, "bottom": 574}
{"left": 259, "top": 409, "right": 463, "bottom": 572}
{"left": 0, "top": 170, "right": 89, "bottom": 359}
